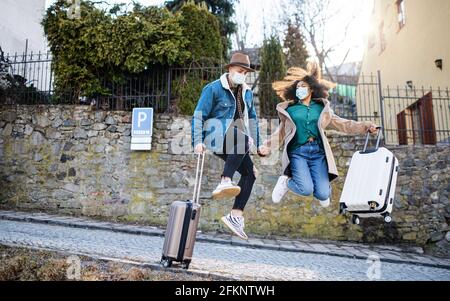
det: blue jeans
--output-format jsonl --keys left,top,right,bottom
{"left": 287, "top": 141, "right": 331, "bottom": 201}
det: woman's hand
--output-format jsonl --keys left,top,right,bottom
{"left": 368, "top": 125, "right": 379, "bottom": 134}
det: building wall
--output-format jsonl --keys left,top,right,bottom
{"left": 357, "top": 0, "right": 450, "bottom": 145}
{"left": 359, "top": 0, "right": 450, "bottom": 88}
{"left": 0, "top": 105, "right": 449, "bottom": 256}
{"left": 0, "top": 0, "right": 48, "bottom": 54}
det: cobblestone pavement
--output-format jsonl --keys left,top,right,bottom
{"left": 0, "top": 212, "right": 449, "bottom": 280}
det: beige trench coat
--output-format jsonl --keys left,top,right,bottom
{"left": 264, "top": 98, "right": 374, "bottom": 182}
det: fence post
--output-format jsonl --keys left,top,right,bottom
{"left": 48, "top": 52, "right": 53, "bottom": 97}
{"left": 23, "top": 39, "right": 28, "bottom": 80}
{"left": 377, "top": 70, "right": 386, "bottom": 142}
{"left": 166, "top": 67, "right": 172, "bottom": 112}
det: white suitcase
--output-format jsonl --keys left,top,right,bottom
{"left": 339, "top": 128, "right": 399, "bottom": 225}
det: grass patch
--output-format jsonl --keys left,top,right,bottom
{"left": 0, "top": 245, "right": 221, "bottom": 281}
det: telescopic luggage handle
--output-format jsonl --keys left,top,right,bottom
{"left": 362, "top": 126, "right": 383, "bottom": 153}
{"left": 192, "top": 152, "right": 206, "bottom": 205}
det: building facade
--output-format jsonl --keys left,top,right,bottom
{"left": 357, "top": 0, "right": 450, "bottom": 145}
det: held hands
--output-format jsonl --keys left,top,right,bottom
{"left": 368, "top": 125, "right": 379, "bottom": 134}
{"left": 257, "top": 145, "right": 271, "bottom": 157}
{"left": 248, "top": 137, "right": 270, "bottom": 158}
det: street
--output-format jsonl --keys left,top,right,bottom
{"left": 0, "top": 217, "right": 449, "bottom": 281}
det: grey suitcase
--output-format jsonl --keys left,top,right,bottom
{"left": 161, "top": 153, "right": 205, "bottom": 270}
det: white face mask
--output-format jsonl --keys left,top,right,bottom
{"left": 296, "top": 87, "right": 310, "bottom": 100}
{"left": 230, "top": 72, "right": 247, "bottom": 85}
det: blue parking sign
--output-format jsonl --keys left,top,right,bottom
{"left": 131, "top": 108, "right": 153, "bottom": 150}
{"left": 132, "top": 108, "right": 153, "bottom": 136}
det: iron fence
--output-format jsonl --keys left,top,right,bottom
{"left": 1, "top": 50, "right": 449, "bottom": 145}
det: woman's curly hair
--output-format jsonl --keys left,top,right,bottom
{"left": 278, "top": 62, "right": 334, "bottom": 104}
{"left": 283, "top": 76, "right": 330, "bottom": 103}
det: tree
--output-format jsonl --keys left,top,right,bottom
{"left": 259, "top": 35, "right": 287, "bottom": 117}
{"left": 283, "top": 19, "right": 309, "bottom": 69}
{"left": 178, "top": 2, "right": 223, "bottom": 63}
{"left": 281, "top": 0, "right": 357, "bottom": 82}
{"left": 165, "top": 0, "right": 237, "bottom": 57}
{"left": 234, "top": 6, "right": 249, "bottom": 51}
{"left": 0, "top": 46, "right": 12, "bottom": 91}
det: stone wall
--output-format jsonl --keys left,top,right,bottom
{"left": 0, "top": 105, "right": 449, "bottom": 255}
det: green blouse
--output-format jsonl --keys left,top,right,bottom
{"left": 286, "top": 99, "right": 324, "bottom": 153}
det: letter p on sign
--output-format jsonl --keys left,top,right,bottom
{"left": 138, "top": 112, "right": 147, "bottom": 128}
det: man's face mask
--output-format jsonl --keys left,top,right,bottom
{"left": 230, "top": 72, "right": 247, "bottom": 85}
{"left": 296, "top": 87, "right": 310, "bottom": 100}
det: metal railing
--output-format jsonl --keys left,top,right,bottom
{"left": 382, "top": 86, "right": 450, "bottom": 145}
{"left": 1, "top": 50, "right": 449, "bottom": 145}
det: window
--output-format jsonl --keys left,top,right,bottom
{"left": 397, "top": 92, "right": 436, "bottom": 145}
{"left": 397, "top": 0, "right": 406, "bottom": 29}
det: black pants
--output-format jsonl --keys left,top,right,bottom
{"left": 214, "top": 127, "right": 256, "bottom": 211}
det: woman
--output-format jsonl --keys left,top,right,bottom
{"left": 263, "top": 62, "right": 378, "bottom": 206}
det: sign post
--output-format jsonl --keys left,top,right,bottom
{"left": 131, "top": 108, "right": 153, "bottom": 151}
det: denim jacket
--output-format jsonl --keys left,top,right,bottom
{"left": 191, "top": 73, "right": 261, "bottom": 152}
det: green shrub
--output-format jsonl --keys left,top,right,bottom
{"left": 259, "top": 35, "right": 287, "bottom": 117}
{"left": 178, "top": 1, "right": 223, "bottom": 63}
{"left": 42, "top": 1, "right": 190, "bottom": 99}
{"left": 173, "top": 73, "right": 210, "bottom": 115}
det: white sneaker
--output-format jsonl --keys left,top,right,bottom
{"left": 317, "top": 198, "right": 331, "bottom": 208}
{"left": 221, "top": 213, "right": 248, "bottom": 240}
{"left": 212, "top": 180, "right": 241, "bottom": 200}
{"left": 272, "top": 176, "right": 289, "bottom": 204}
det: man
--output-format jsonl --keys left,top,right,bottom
{"left": 192, "top": 53, "right": 270, "bottom": 240}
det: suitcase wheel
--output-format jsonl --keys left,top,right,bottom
{"left": 339, "top": 203, "right": 348, "bottom": 215}
{"left": 181, "top": 262, "right": 190, "bottom": 270}
{"left": 383, "top": 213, "right": 392, "bottom": 223}
{"left": 352, "top": 215, "right": 360, "bottom": 225}
{"left": 161, "top": 259, "right": 172, "bottom": 268}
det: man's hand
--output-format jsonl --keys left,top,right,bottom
{"left": 194, "top": 143, "right": 206, "bottom": 154}
{"left": 257, "top": 145, "right": 271, "bottom": 157}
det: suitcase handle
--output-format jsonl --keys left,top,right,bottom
{"left": 192, "top": 153, "right": 206, "bottom": 205}
{"left": 362, "top": 126, "right": 383, "bottom": 153}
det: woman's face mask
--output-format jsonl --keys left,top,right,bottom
{"left": 230, "top": 72, "right": 247, "bottom": 85}
{"left": 296, "top": 86, "right": 310, "bottom": 100}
